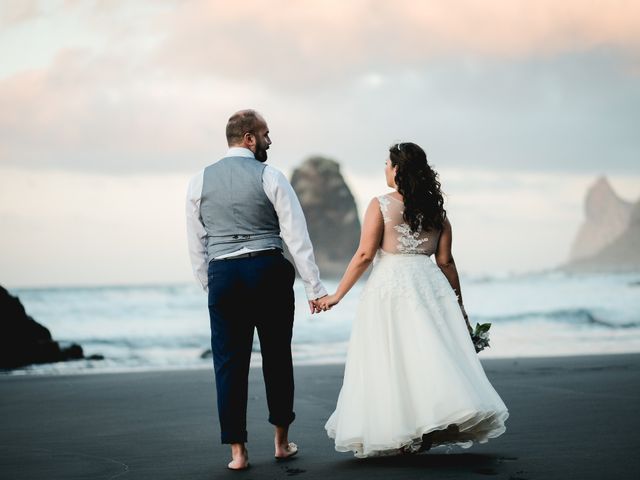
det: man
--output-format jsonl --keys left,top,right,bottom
{"left": 186, "top": 109, "right": 327, "bottom": 470}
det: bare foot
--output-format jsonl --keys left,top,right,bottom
{"left": 227, "top": 443, "right": 249, "bottom": 470}
{"left": 274, "top": 425, "right": 299, "bottom": 460}
{"left": 275, "top": 441, "right": 298, "bottom": 460}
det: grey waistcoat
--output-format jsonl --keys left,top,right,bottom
{"left": 200, "top": 156, "right": 283, "bottom": 261}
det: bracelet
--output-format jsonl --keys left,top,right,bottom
{"left": 459, "top": 303, "right": 468, "bottom": 319}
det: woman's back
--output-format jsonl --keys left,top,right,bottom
{"left": 377, "top": 193, "right": 441, "bottom": 256}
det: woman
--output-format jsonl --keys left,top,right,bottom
{"left": 318, "top": 142, "right": 508, "bottom": 458}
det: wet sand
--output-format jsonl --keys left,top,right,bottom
{"left": 1, "top": 353, "right": 639, "bottom": 479}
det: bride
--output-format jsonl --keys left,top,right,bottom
{"left": 317, "top": 142, "right": 508, "bottom": 458}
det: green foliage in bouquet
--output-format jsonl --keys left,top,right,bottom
{"left": 471, "top": 322, "right": 491, "bottom": 353}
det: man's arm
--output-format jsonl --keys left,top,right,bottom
{"left": 185, "top": 170, "right": 209, "bottom": 292}
{"left": 263, "top": 166, "right": 327, "bottom": 301}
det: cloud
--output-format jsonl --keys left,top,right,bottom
{"left": 151, "top": 0, "right": 640, "bottom": 87}
{"left": 0, "top": 48, "right": 244, "bottom": 173}
{"left": 0, "top": 0, "right": 40, "bottom": 27}
{"left": 1, "top": 48, "right": 639, "bottom": 175}
{"left": 0, "top": 0, "right": 639, "bottom": 175}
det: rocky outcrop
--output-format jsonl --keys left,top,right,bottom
{"left": 569, "top": 176, "right": 633, "bottom": 261}
{"left": 290, "top": 156, "right": 361, "bottom": 278}
{"left": 564, "top": 198, "right": 640, "bottom": 273}
{"left": 563, "top": 177, "right": 640, "bottom": 273}
{"left": 0, "top": 286, "right": 87, "bottom": 369}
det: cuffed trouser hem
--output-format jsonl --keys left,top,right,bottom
{"left": 269, "top": 411, "right": 296, "bottom": 427}
{"left": 221, "top": 430, "right": 248, "bottom": 444}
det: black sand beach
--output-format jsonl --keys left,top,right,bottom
{"left": 1, "top": 354, "right": 639, "bottom": 480}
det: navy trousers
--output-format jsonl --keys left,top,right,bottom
{"left": 207, "top": 251, "right": 296, "bottom": 444}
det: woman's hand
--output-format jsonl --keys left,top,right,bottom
{"left": 315, "top": 293, "right": 341, "bottom": 312}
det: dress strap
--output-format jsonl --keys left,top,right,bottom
{"left": 377, "top": 195, "right": 391, "bottom": 224}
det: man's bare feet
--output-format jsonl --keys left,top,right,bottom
{"left": 227, "top": 443, "right": 250, "bottom": 470}
{"left": 275, "top": 441, "right": 298, "bottom": 460}
{"left": 274, "top": 425, "right": 299, "bottom": 460}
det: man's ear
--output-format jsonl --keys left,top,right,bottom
{"left": 243, "top": 132, "right": 255, "bottom": 146}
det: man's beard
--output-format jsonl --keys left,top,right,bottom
{"left": 255, "top": 140, "right": 269, "bottom": 162}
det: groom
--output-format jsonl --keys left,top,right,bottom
{"left": 186, "top": 109, "right": 327, "bottom": 470}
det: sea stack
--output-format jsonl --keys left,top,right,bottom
{"left": 564, "top": 177, "right": 640, "bottom": 273}
{"left": 290, "top": 156, "right": 361, "bottom": 278}
{"left": 569, "top": 176, "right": 633, "bottom": 261}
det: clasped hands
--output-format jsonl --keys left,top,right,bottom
{"left": 308, "top": 294, "right": 340, "bottom": 314}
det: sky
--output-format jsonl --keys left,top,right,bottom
{"left": 1, "top": 0, "right": 639, "bottom": 287}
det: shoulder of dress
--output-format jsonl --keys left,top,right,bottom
{"left": 375, "top": 194, "right": 392, "bottom": 223}
{"left": 376, "top": 193, "right": 391, "bottom": 207}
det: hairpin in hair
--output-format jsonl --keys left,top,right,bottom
{"left": 396, "top": 143, "right": 403, "bottom": 152}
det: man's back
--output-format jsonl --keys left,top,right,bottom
{"left": 200, "top": 156, "right": 283, "bottom": 261}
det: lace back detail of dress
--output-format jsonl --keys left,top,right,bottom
{"left": 377, "top": 194, "right": 440, "bottom": 255}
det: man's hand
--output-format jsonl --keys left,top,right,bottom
{"left": 315, "top": 293, "right": 340, "bottom": 312}
{"left": 309, "top": 295, "right": 328, "bottom": 314}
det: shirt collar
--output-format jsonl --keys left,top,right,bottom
{"left": 225, "top": 147, "right": 255, "bottom": 159}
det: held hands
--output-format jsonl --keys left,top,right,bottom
{"left": 308, "top": 299, "right": 324, "bottom": 314}
{"left": 313, "top": 293, "right": 341, "bottom": 312}
{"left": 308, "top": 293, "right": 341, "bottom": 314}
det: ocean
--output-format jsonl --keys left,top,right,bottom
{"left": 4, "top": 271, "right": 640, "bottom": 376}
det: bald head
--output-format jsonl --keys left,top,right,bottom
{"left": 226, "top": 109, "right": 265, "bottom": 147}
{"left": 225, "top": 109, "right": 272, "bottom": 162}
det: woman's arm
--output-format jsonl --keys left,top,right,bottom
{"left": 316, "top": 198, "right": 384, "bottom": 310}
{"left": 435, "top": 218, "right": 472, "bottom": 333}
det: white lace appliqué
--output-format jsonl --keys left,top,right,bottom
{"left": 378, "top": 195, "right": 391, "bottom": 224}
{"left": 394, "top": 223, "right": 428, "bottom": 254}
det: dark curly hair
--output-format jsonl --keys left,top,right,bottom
{"left": 389, "top": 142, "right": 446, "bottom": 232}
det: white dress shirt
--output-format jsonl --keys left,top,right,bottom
{"left": 186, "top": 147, "right": 327, "bottom": 300}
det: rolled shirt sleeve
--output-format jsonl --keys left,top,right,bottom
{"left": 185, "top": 169, "right": 209, "bottom": 292}
{"left": 263, "top": 165, "right": 328, "bottom": 300}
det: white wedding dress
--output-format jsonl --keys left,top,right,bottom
{"left": 324, "top": 193, "right": 508, "bottom": 458}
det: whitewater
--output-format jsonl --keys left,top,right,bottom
{"left": 4, "top": 271, "right": 640, "bottom": 376}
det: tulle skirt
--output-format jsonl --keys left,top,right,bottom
{"left": 324, "top": 251, "right": 508, "bottom": 458}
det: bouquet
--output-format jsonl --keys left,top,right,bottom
{"left": 471, "top": 322, "right": 491, "bottom": 353}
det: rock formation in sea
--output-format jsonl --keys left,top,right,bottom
{"left": 569, "top": 176, "right": 633, "bottom": 261}
{"left": 564, "top": 177, "right": 640, "bottom": 273}
{"left": 289, "top": 156, "right": 361, "bottom": 278}
{"left": 0, "top": 286, "right": 91, "bottom": 369}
